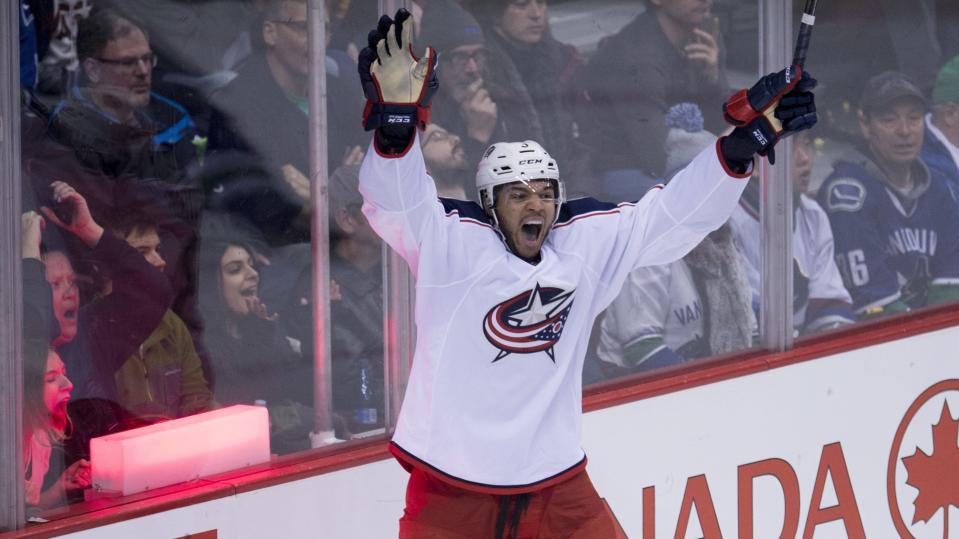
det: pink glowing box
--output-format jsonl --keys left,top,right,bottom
{"left": 90, "top": 405, "right": 271, "bottom": 495}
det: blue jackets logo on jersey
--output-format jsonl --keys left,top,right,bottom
{"left": 482, "top": 283, "right": 575, "bottom": 362}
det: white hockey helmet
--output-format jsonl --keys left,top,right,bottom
{"left": 475, "top": 141, "right": 565, "bottom": 228}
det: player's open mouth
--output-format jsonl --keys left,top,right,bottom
{"left": 63, "top": 308, "right": 78, "bottom": 320}
{"left": 520, "top": 218, "right": 544, "bottom": 245}
{"left": 240, "top": 285, "right": 258, "bottom": 298}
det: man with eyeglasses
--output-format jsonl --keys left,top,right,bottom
{"left": 358, "top": 9, "right": 817, "bottom": 537}
{"left": 416, "top": 0, "right": 543, "bottom": 170}
{"left": 45, "top": 8, "right": 199, "bottom": 180}
{"left": 33, "top": 8, "right": 200, "bottom": 203}
{"left": 420, "top": 123, "right": 472, "bottom": 199}
{"left": 24, "top": 8, "right": 207, "bottom": 392}
{"left": 80, "top": 31, "right": 155, "bottom": 119}
{"left": 206, "top": 0, "right": 366, "bottom": 246}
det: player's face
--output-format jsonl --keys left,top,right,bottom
{"left": 498, "top": 0, "right": 548, "bottom": 45}
{"left": 43, "top": 251, "right": 79, "bottom": 347}
{"left": 792, "top": 131, "right": 814, "bottom": 195}
{"left": 495, "top": 180, "right": 557, "bottom": 261}
{"left": 860, "top": 98, "right": 925, "bottom": 169}
{"left": 219, "top": 245, "right": 260, "bottom": 316}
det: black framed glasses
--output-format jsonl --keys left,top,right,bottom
{"left": 445, "top": 48, "right": 489, "bottom": 70}
{"left": 96, "top": 52, "right": 157, "bottom": 71}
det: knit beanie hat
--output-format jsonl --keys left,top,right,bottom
{"left": 663, "top": 103, "right": 717, "bottom": 180}
{"left": 933, "top": 55, "right": 959, "bottom": 104}
{"left": 418, "top": 0, "right": 484, "bottom": 55}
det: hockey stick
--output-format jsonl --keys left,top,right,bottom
{"left": 761, "top": 0, "right": 820, "bottom": 133}
{"left": 792, "top": 0, "right": 819, "bottom": 69}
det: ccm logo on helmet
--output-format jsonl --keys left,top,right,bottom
{"left": 519, "top": 159, "right": 543, "bottom": 165}
{"left": 387, "top": 115, "right": 411, "bottom": 124}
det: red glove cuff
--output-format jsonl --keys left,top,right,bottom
{"left": 723, "top": 65, "right": 804, "bottom": 128}
{"left": 723, "top": 89, "right": 753, "bottom": 127}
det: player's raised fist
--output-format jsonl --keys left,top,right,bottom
{"left": 358, "top": 9, "right": 439, "bottom": 132}
{"left": 719, "top": 66, "right": 818, "bottom": 171}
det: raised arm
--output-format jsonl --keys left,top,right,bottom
{"left": 588, "top": 66, "right": 820, "bottom": 308}
{"left": 42, "top": 182, "right": 173, "bottom": 374}
{"left": 22, "top": 211, "right": 54, "bottom": 344}
{"left": 355, "top": 9, "right": 442, "bottom": 269}
{"left": 357, "top": 9, "right": 438, "bottom": 156}
{"left": 85, "top": 235, "right": 174, "bottom": 374}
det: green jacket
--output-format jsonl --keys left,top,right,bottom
{"left": 114, "top": 310, "right": 215, "bottom": 419}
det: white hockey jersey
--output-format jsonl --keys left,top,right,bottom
{"left": 359, "top": 136, "right": 748, "bottom": 492}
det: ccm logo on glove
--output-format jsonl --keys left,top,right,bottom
{"left": 752, "top": 129, "right": 768, "bottom": 146}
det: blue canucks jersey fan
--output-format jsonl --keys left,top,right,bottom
{"left": 357, "top": 9, "right": 817, "bottom": 538}
{"left": 818, "top": 71, "right": 959, "bottom": 318}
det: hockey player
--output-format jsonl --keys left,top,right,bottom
{"left": 819, "top": 71, "right": 959, "bottom": 318}
{"left": 357, "top": 9, "right": 817, "bottom": 537}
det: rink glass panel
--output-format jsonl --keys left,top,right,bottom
{"left": 12, "top": 0, "right": 388, "bottom": 519}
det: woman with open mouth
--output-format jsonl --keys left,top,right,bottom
{"left": 196, "top": 218, "right": 314, "bottom": 453}
{"left": 23, "top": 347, "right": 92, "bottom": 511}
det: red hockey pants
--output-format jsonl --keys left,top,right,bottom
{"left": 398, "top": 468, "right": 625, "bottom": 538}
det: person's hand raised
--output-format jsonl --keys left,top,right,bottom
{"left": 358, "top": 8, "right": 439, "bottom": 132}
{"left": 41, "top": 181, "right": 104, "bottom": 248}
{"left": 21, "top": 211, "right": 45, "bottom": 261}
{"left": 281, "top": 164, "right": 311, "bottom": 204}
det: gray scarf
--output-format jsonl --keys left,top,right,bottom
{"left": 683, "top": 223, "right": 755, "bottom": 355}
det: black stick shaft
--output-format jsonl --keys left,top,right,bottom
{"left": 792, "top": 0, "right": 819, "bottom": 68}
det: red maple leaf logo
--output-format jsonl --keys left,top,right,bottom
{"left": 902, "top": 400, "right": 959, "bottom": 535}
